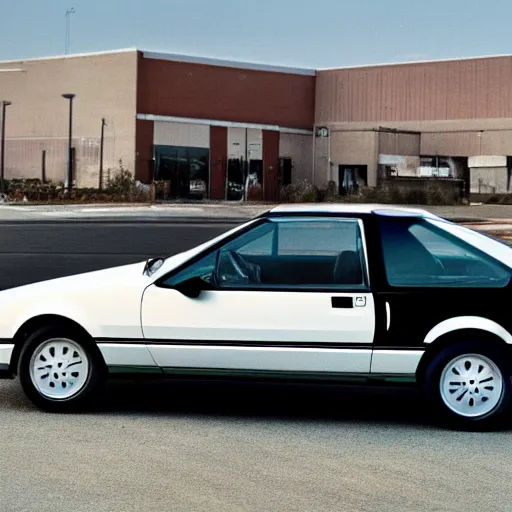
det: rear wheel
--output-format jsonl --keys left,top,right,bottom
{"left": 423, "top": 340, "right": 512, "bottom": 430}
{"left": 18, "top": 326, "right": 106, "bottom": 412}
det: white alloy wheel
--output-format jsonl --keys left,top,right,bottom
{"left": 29, "top": 338, "right": 90, "bottom": 400}
{"left": 440, "top": 353, "right": 504, "bottom": 418}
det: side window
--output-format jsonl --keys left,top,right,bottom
{"left": 163, "top": 251, "right": 218, "bottom": 287}
{"left": 164, "top": 217, "right": 369, "bottom": 291}
{"left": 163, "top": 222, "right": 275, "bottom": 287}
{"left": 380, "top": 218, "right": 511, "bottom": 288}
{"left": 277, "top": 221, "right": 358, "bottom": 256}
{"left": 219, "top": 217, "right": 367, "bottom": 289}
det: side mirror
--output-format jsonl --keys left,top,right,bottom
{"left": 173, "top": 276, "right": 212, "bottom": 299}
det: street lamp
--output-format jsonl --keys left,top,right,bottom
{"left": 62, "top": 93, "right": 75, "bottom": 191}
{"left": 0, "top": 100, "right": 12, "bottom": 194}
{"left": 99, "top": 117, "right": 106, "bottom": 190}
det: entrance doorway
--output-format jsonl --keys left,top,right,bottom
{"left": 338, "top": 165, "right": 367, "bottom": 195}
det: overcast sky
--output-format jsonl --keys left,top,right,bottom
{"left": 1, "top": 0, "right": 511, "bottom": 68}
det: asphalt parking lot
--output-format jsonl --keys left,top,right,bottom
{"left": 0, "top": 218, "right": 512, "bottom": 511}
{"left": 2, "top": 378, "right": 512, "bottom": 512}
{"left": 0, "top": 220, "right": 233, "bottom": 289}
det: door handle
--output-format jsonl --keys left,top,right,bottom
{"left": 331, "top": 297, "right": 354, "bottom": 309}
{"left": 385, "top": 302, "right": 391, "bottom": 330}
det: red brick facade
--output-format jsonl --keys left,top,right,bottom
{"left": 137, "top": 53, "right": 315, "bottom": 130}
{"left": 135, "top": 52, "right": 316, "bottom": 198}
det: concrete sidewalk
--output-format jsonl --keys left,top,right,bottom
{"left": 1, "top": 202, "right": 512, "bottom": 226}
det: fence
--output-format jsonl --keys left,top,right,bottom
{"left": 4, "top": 136, "right": 116, "bottom": 188}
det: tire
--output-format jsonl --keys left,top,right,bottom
{"left": 422, "top": 340, "right": 512, "bottom": 431}
{"left": 17, "top": 325, "right": 107, "bottom": 412}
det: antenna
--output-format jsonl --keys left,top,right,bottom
{"left": 65, "top": 8, "right": 76, "bottom": 55}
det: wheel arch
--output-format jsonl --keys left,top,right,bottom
{"left": 416, "top": 326, "right": 511, "bottom": 385}
{"left": 424, "top": 316, "right": 512, "bottom": 346}
{"left": 9, "top": 314, "right": 100, "bottom": 375}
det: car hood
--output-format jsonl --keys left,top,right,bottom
{"left": 0, "top": 260, "right": 149, "bottom": 300}
{"left": 0, "top": 249, "right": 196, "bottom": 301}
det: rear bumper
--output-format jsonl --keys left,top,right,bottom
{"left": 0, "top": 345, "right": 14, "bottom": 378}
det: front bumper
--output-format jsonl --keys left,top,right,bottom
{"left": 0, "top": 344, "right": 14, "bottom": 378}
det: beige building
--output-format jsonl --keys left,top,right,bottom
{"left": 313, "top": 55, "right": 512, "bottom": 196}
{"left": 2, "top": 49, "right": 512, "bottom": 198}
{"left": 0, "top": 49, "right": 138, "bottom": 187}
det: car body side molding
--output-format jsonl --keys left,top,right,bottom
{"left": 424, "top": 316, "right": 512, "bottom": 345}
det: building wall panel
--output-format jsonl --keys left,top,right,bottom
{"left": 153, "top": 121, "right": 209, "bottom": 148}
{"left": 247, "top": 129, "right": 263, "bottom": 161}
{"left": 279, "top": 133, "right": 313, "bottom": 183}
{"left": 135, "top": 119, "right": 154, "bottom": 183}
{"left": 379, "top": 132, "right": 420, "bottom": 156}
{"left": 329, "top": 131, "right": 378, "bottom": 187}
{"left": 138, "top": 54, "right": 316, "bottom": 130}
{"left": 313, "top": 137, "right": 329, "bottom": 185}
{"left": 209, "top": 126, "right": 227, "bottom": 200}
{"left": 227, "top": 128, "right": 247, "bottom": 159}
{"left": 421, "top": 130, "right": 512, "bottom": 157}
{"left": 316, "top": 56, "right": 512, "bottom": 125}
{"left": 421, "top": 132, "right": 481, "bottom": 156}
{"left": 481, "top": 131, "right": 512, "bottom": 155}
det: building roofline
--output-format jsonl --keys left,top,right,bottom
{"left": 317, "top": 52, "right": 512, "bottom": 72}
{"left": 141, "top": 50, "right": 317, "bottom": 76}
{"left": 0, "top": 48, "right": 138, "bottom": 65}
{"left": 2, "top": 48, "right": 510, "bottom": 74}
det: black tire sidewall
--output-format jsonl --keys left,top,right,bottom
{"left": 18, "top": 325, "right": 106, "bottom": 412}
{"left": 423, "top": 340, "right": 512, "bottom": 430}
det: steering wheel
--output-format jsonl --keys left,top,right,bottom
{"left": 225, "top": 251, "right": 248, "bottom": 281}
{"left": 227, "top": 251, "right": 261, "bottom": 284}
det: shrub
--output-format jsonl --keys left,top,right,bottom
{"left": 104, "top": 160, "right": 136, "bottom": 195}
{"left": 5, "top": 161, "right": 150, "bottom": 204}
{"left": 280, "top": 180, "right": 321, "bottom": 203}
{"left": 279, "top": 180, "right": 462, "bottom": 206}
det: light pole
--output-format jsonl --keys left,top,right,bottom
{"left": 0, "top": 100, "right": 12, "bottom": 194}
{"left": 65, "top": 8, "right": 75, "bottom": 55}
{"left": 62, "top": 93, "right": 75, "bottom": 191}
{"left": 99, "top": 117, "right": 106, "bottom": 190}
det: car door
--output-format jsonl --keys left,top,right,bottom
{"left": 370, "top": 213, "right": 512, "bottom": 375}
{"left": 141, "top": 216, "right": 376, "bottom": 376}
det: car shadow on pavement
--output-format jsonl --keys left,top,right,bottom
{"left": 92, "top": 378, "right": 432, "bottom": 427}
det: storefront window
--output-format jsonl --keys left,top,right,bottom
{"left": 154, "top": 145, "right": 209, "bottom": 199}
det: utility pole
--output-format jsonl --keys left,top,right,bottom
{"left": 65, "top": 8, "right": 75, "bottom": 55}
{"left": 0, "top": 100, "right": 12, "bottom": 193}
{"left": 62, "top": 93, "right": 75, "bottom": 191}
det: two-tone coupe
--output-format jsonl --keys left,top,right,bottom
{"left": 0, "top": 204, "right": 511, "bottom": 429}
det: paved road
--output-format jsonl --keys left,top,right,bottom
{"left": 1, "top": 219, "right": 512, "bottom": 511}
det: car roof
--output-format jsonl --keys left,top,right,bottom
{"left": 267, "top": 203, "right": 440, "bottom": 218}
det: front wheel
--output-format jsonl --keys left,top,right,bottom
{"left": 422, "top": 340, "right": 512, "bottom": 430}
{"left": 18, "top": 326, "right": 106, "bottom": 412}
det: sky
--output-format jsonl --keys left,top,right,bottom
{"left": 1, "top": 0, "right": 512, "bottom": 68}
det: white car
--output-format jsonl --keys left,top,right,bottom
{"left": 0, "top": 204, "right": 511, "bottom": 430}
